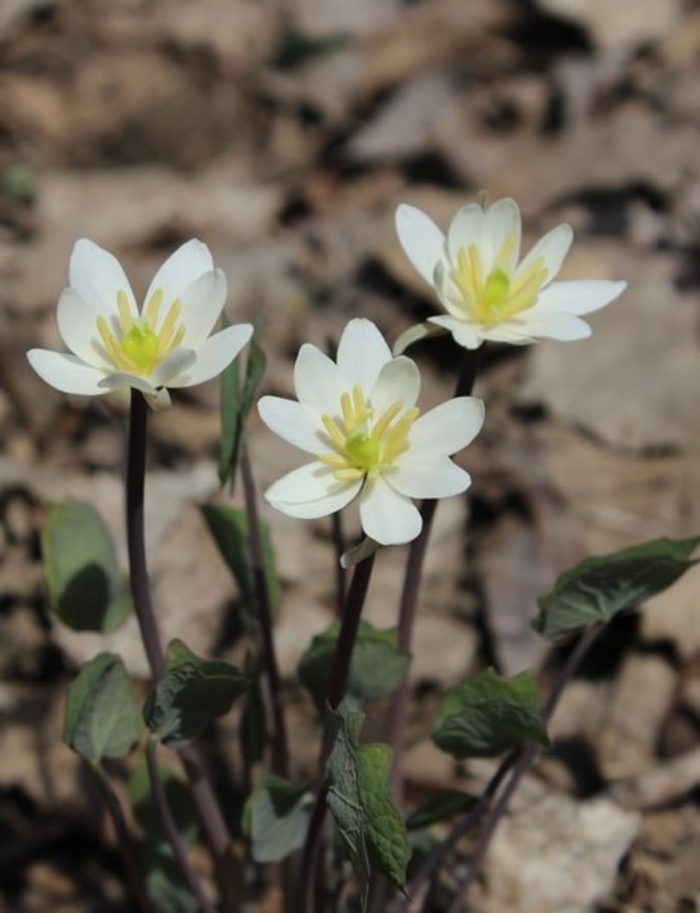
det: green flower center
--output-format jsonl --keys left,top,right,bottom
{"left": 319, "top": 384, "right": 419, "bottom": 481}
{"left": 450, "top": 232, "right": 548, "bottom": 326}
{"left": 96, "top": 289, "right": 185, "bottom": 377}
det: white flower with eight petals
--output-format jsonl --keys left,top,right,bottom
{"left": 27, "top": 238, "right": 253, "bottom": 409}
{"left": 394, "top": 197, "right": 626, "bottom": 351}
{"left": 258, "top": 318, "right": 484, "bottom": 547}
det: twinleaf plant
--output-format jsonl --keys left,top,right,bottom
{"left": 27, "top": 198, "right": 690, "bottom": 913}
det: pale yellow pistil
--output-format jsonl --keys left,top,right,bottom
{"left": 96, "top": 289, "right": 185, "bottom": 376}
{"left": 450, "top": 233, "right": 549, "bottom": 326}
{"left": 318, "top": 384, "right": 419, "bottom": 481}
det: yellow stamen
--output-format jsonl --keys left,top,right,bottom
{"left": 449, "top": 232, "right": 549, "bottom": 326}
{"left": 371, "top": 400, "right": 403, "bottom": 441}
{"left": 145, "top": 289, "right": 163, "bottom": 327}
{"left": 117, "top": 290, "right": 133, "bottom": 333}
{"left": 94, "top": 287, "right": 187, "bottom": 379}
{"left": 319, "top": 392, "right": 420, "bottom": 482}
{"left": 322, "top": 414, "right": 347, "bottom": 450}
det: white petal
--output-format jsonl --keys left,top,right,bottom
{"left": 265, "top": 463, "right": 361, "bottom": 519}
{"left": 434, "top": 261, "right": 469, "bottom": 319}
{"left": 479, "top": 323, "right": 533, "bottom": 344}
{"left": 447, "top": 203, "right": 486, "bottom": 264}
{"left": 388, "top": 456, "right": 471, "bottom": 499}
{"left": 518, "top": 310, "right": 591, "bottom": 341}
{"left": 395, "top": 204, "right": 447, "bottom": 286}
{"left": 359, "top": 477, "right": 422, "bottom": 546}
{"left": 483, "top": 198, "right": 521, "bottom": 273}
{"left": 27, "top": 349, "right": 106, "bottom": 395}
{"left": 56, "top": 288, "right": 110, "bottom": 369}
{"left": 144, "top": 388, "right": 172, "bottom": 410}
{"left": 98, "top": 372, "right": 158, "bottom": 394}
{"left": 69, "top": 238, "right": 138, "bottom": 322}
{"left": 533, "top": 280, "right": 627, "bottom": 316}
{"left": 336, "top": 318, "right": 391, "bottom": 392}
{"left": 167, "top": 324, "right": 253, "bottom": 387}
{"left": 150, "top": 349, "right": 197, "bottom": 386}
{"left": 294, "top": 344, "right": 346, "bottom": 415}
{"left": 410, "top": 397, "right": 485, "bottom": 455}
{"left": 516, "top": 223, "right": 573, "bottom": 285}
{"left": 173, "top": 269, "right": 228, "bottom": 348}
{"left": 143, "top": 239, "right": 213, "bottom": 310}
{"left": 428, "top": 315, "right": 483, "bottom": 350}
{"left": 371, "top": 356, "right": 420, "bottom": 417}
{"left": 258, "top": 397, "right": 326, "bottom": 455}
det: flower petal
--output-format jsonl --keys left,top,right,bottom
{"left": 336, "top": 318, "right": 391, "bottom": 393}
{"left": 371, "top": 356, "right": 420, "bottom": 416}
{"left": 483, "top": 198, "right": 521, "bottom": 273}
{"left": 395, "top": 204, "right": 447, "bottom": 286}
{"left": 69, "top": 238, "right": 138, "bottom": 322}
{"left": 518, "top": 310, "right": 591, "bottom": 341}
{"left": 167, "top": 324, "right": 253, "bottom": 387}
{"left": 27, "top": 349, "right": 106, "bottom": 395}
{"left": 409, "top": 397, "right": 485, "bottom": 455}
{"left": 388, "top": 455, "right": 471, "bottom": 499}
{"left": 479, "top": 323, "right": 533, "bottom": 344}
{"left": 447, "top": 203, "right": 486, "bottom": 264}
{"left": 359, "top": 476, "right": 422, "bottom": 545}
{"left": 533, "top": 279, "right": 627, "bottom": 316}
{"left": 516, "top": 223, "right": 573, "bottom": 285}
{"left": 428, "top": 315, "right": 482, "bottom": 350}
{"left": 98, "top": 372, "right": 158, "bottom": 394}
{"left": 258, "top": 397, "right": 326, "bottom": 455}
{"left": 265, "top": 463, "right": 361, "bottom": 519}
{"left": 150, "top": 349, "right": 197, "bottom": 387}
{"left": 294, "top": 344, "right": 346, "bottom": 415}
{"left": 175, "top": 269, "right": 228, "bottom": 348}
{"left": 143, "top": 239, "right": 213, "bottom": 311}
{"left": 57, "top": 288, "right": 111, "bottom": 369}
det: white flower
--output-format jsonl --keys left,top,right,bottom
{"left": 394, "top": 197, "right": 627, "bottom": 350}
{"left": 258, "top": 318, "right": 484, "bottom": 547}
{"left": 27, "top": 238, "right": 253, "bottom": 409}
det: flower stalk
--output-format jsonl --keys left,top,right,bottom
{"left": 240, "top": 443, "right": 289, "bottom": 778}
{"left": 126, "top": 389, "right": 240, "bottom": 910}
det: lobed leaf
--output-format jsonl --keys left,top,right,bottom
{"left": 533, "top": 535, "right": 700, "bottom": 639}
{"left": 64, "top": 653, "right": 140, "bottom": 762}
{"left": 244, "top": 776, "right": 312, "bottom": 863}
{"left": 143, "top": 639, "right": 247, "bottom": 747}
{"left": 433, "top": 668, "right": 548, "bottom": 759}
{"left": 326, "top": 705, "right": 410, "bottom": 899}
{"left": 299, "top": 622, "right": 410, "bottom": 712}
{"left": 42, "top": 500, "right": 131, "bottom": 632}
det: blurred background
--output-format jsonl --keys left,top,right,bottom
{"left": 1, "top": 0, "right": 700, "bottom": 910}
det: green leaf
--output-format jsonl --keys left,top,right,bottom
{"left": 41, "top": 500, "right": 132, "bottom": 633}
{"left": 533, "top": 535, "right": 700, "bottom": 639}
{"left": 405, "top": 790, "right": 479, "bottom": 832}
{"left": 326, "top": 705, "right": 410, "bottom": 896}
{"left": 241, "top": 651, "right": 268, "bottom": 769}
{"left": 244, "top": 776, "right": 312, "bottom": 863}
{"left": 299, "top": 622, "right": 410, "bottom": 712}
{"left": 143, "top": 639, "right": 248, "bottom": 747}
{"left": 433, "top": 669, "right": 548, "bottom": 759}
{"left": 219, "top": 331, "right": 266, "bottom": 487}
{"left": 146, "top": 861, "right": 198, "bottom": 913}
{"left": 201, "top": 504, "right": 280, "bottom": 634}
{"left": 64, "top": 653, "right": 141, "bottom": 762}
{"left": 357, "top": 744, "right": 411, "bottom": 890}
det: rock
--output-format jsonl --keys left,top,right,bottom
{"left": 483, "top": 781, "right": 640, "bottom": 913}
